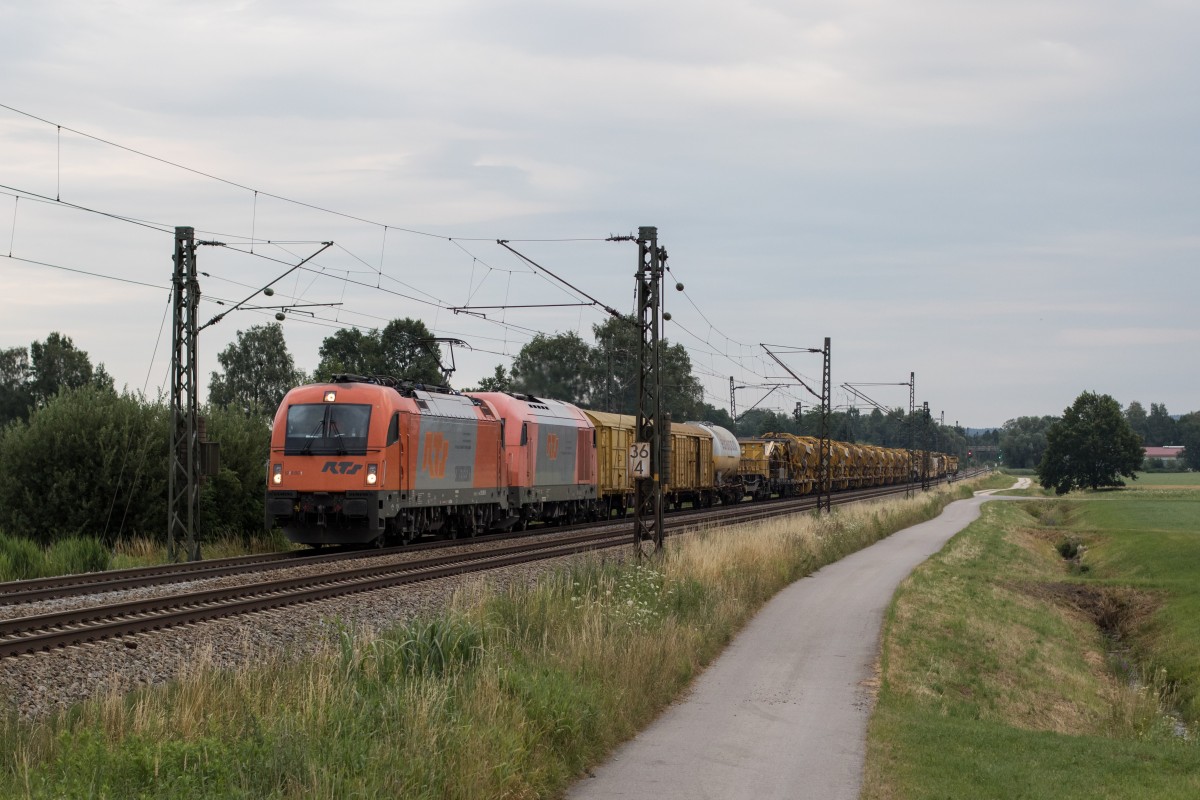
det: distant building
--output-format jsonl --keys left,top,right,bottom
{"left": 1144, "top": 446, "right": 1184, "bottom": 461}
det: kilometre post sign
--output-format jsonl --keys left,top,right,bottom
{"left": 629, "top": 442, "right": 651, "bottom": 479}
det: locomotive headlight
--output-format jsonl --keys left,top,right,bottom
{"left": 323, "top": 391, "right": 337, "bottom": 403}
{"left": 272, "top": 463, "right": 283, "bottom": 485}
{"left": 366, "top": 464, "right": 378, "bottom": 485}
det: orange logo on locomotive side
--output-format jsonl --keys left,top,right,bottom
{"left": 422, "top": 432, "right": 451, "bottom": 479}
{"left": 546, "top": 433, "right": 559, "bottom": 460}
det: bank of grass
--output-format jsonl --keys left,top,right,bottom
{"left": 972, "top": 470, "right": 1018, "bottom": 492}
{"left": 0, "top": 479, "right": 982, "bottom": 799}
{"left": 0, "top": 533, "right": 111, "bottom": 582}
{"left": 109, "top": 530, "right": 294, "bottom": 570}
{"left": 863, "top": 486, "right": 1200, "bottom": 800}
{"left": 0, "top": 530, "right": 292, "bottom": 583}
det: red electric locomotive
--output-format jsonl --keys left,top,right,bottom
{"left": 265, "top": 375, "right": 507, "bottom": 545}
{"left": 265, "top": 377, "right": 600, "bottom": 546}
{"left": 467, "top": 392, "right": 597, "bottom": 528}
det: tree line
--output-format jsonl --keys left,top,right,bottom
{"left": 0, "top": 320, "right": 1020, "bottom": 547}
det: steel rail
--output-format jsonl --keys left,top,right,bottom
{"left": 0, "top": 531, "right": 624, "bottom": 658}
{"left": 0, "top": 534, "right": 518, "bottom": 606}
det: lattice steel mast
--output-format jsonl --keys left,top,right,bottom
{"left": 633, "top": 226, "right": 667, "bottom": 553}
{"left": 818, "top": 337, "right": 831, "bottom": 513}
{"left": 908, "top": 372, "right": 916, "bottom": 498}
{"left": 168, "top": 227, "right": 201, "bottom": 562}
{"left": 921, "top": 401, "right": 932, "bottom": 491}
{"left": 760, "top": 340, "right": 832, "bottom": 514}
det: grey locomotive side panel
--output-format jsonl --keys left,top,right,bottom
{"left": 414, "top": 415, "right": 478, "bottom": 491}
{"left": 534, "top": 422, "right": 579, "bottom": 486}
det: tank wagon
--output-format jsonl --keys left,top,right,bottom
{"left": 689, "top": 421, "right": 743, "bottom": 505}
{"left": 265, "top": 376, "right": 959, "bottom": 547}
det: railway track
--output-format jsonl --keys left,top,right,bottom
{"left": 0, "top": 474, "right": 978, "bottom": 660}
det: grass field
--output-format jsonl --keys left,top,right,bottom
{"left": 1130, "top": 471, "right": 1200, "bottom": 487}
{"left": 990, "top": 470, "right": 1200, "bottom": 498}
{"left": 862, "top": 481, "right": 1200, "bottom": 799}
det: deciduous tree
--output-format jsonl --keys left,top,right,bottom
{"left": 510, "top": 331, "right": 593, "bottom": 404}
{"left": 1146, "top": 402, "right": 1177, "bottom": 446}
{"left": 470, "top": 365, "right": 514, "bottom": 392}
{"left": 1178, "top": 412, "right": 1200, "bottom": 472}
{"left": 588, "top": 315, "right": 703, "bottom": 419}
{"left": 378, "top": 318, "right": 445, "bottom": 385}
{"left": 0, "top": 386, "right": 169, "bottom": 545}
{"left": 1038, "top": 391, "right": 1144, "bottom": 495}
{"left": 209, "top": 323, "right": 302, "bottom": 416}
{"left": 1123, "top": 401, "right": 1149, "bottom": 441}
{"left": 28, "top": 332, "right": 111, "bottom": 406}
{"left": 0, "top": 346, "right": 32, "bottom": 426}
{"left": 314, "top": 319, "right": 444, "bottom": 385}
{"left": 999, "top": 415, "right": 1058, "bottom": 469}
{"left": 315, "top": 328, "right": 379, "bottom": 378}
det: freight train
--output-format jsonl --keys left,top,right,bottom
{"left": 265, "top": 375, "right": 958, "bottom": 546}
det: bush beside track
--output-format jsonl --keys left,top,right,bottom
{"left": 0, "top": 476, "right": 991, "bottom": 799}
{"left": 0, "top": 385, "right": 270, "bottom": 549}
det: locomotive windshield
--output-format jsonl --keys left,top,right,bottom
{"left": 284, "top": 403, "right": 372, "bottom": 455}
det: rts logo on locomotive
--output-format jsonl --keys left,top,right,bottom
{"left": 421, "top": 431, "right": 451, "bottom": 479}
{"left": 321, "top": 461, "right": 363, "bottom": 475}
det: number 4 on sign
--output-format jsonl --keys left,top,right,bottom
{"left": 629, "top": 442, "right": 651, "bottom": 478}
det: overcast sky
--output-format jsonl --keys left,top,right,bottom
{"left": 2, "top": 0, "right": 1197, "bottom": 428}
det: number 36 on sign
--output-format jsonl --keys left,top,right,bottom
{"left": 629, "top": 442, "right": 651, "bottom": 478}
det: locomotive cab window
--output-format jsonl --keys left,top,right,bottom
{"left": 386, "top": 413, "right": 400, "bottom": 446}
{"left": 284, "top": 403, "right": 372, "bottom": 455}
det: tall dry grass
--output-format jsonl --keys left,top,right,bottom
{"left": 110, "top": 530, "right": 295, "bottom": 569}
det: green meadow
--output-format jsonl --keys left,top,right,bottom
{"left": 863, "top": 481, "right": 1200, "bottom": 799}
